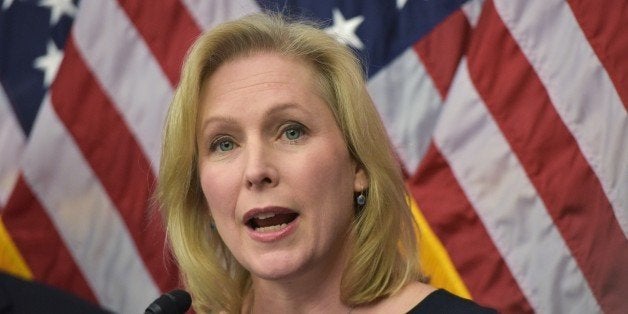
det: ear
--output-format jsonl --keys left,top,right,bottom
{"left": 353, "top": 163, "right": 369, "bottom": 192}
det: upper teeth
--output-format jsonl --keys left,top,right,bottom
{"left": 255, "top": 213, "right": 275, "bottom": 220}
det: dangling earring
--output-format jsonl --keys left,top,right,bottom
{"left": 209, "top": 215, "right": 216, "bottom": 231}
{"left": 356, "top": 192, "right": 366, "bottom": 207}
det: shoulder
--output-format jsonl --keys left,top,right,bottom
{"left": 407, "top": 289, "right": 498, "bottom": 314}
{"left": 0, "top": 271, "right": 111, "bottom": 313}
{"left": 354, "top": 282, "right": 496, "bottom": 314}
{"left": 354, "top": 281, "right": 434, "bottom": 313}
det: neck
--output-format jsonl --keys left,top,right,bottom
{"left": 247, "top": 280, "right": 352, "bottom": 314}
{"left": 245, "top": 238, "right": 353, "bottom": 314}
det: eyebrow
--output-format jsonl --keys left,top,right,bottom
{"left": 199, "top": 116, "right": 238, "bottom": 135}
{"left": 265, "top": 102, "right": 305, "bottom": 117}
{"left": 200, "top": 102, "right": 306, "bottom": 132}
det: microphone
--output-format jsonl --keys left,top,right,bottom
{"left": 145, "top": 289, "right": 192, "bottom": 314}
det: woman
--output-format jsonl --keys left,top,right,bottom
{"left": 158, "top": 13, "right": 494, "bottom": 313}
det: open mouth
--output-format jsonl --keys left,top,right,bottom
{"left": 246, "top": 212, "right": 299, "bottom": 232}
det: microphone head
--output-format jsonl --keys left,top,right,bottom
{"left": 145, "top": 289, "right": 191, "bottom": 314}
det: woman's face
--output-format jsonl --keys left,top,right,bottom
{"left": 197, "top": 52, "right": 368, "bottom": 282}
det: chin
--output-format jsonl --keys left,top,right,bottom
{"left": 250, "top": 267, "right": 299, "bottom": 282}
{"left": 247, "top": 254, "right": 307, "bottom": 281}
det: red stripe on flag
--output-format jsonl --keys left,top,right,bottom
{"left": 50, "top": 37, "right": 178, "bottom": 293}
{"left": 118, "top": 0, "right": 202, "bottom": 85}
{"left": 2, "top": 176, "right": 99, "bottom": 303}
{"left": 409, "top": 144, "right": 533, "bottom": 313}
{"left": 411, "top": 9, "right": 532, "bottom": 311}
{"left": 567, "top": 0, "right": 628, "bottom": 111}
{"left": 413, "top": 9, "right": 470, "bottom": 97}
{"left": 467, "top": 2, "right": 628, "bottom": 312}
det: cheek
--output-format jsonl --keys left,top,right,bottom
{"left": 198, "top": 163, "right": 239, "bottom": 219}
{"left": 300, "top": 151, "right": 356, "bottom": 211}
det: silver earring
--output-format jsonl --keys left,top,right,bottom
{"left": 356, "top": 192, "right": 366, "bottom": 206}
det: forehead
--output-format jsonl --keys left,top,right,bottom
{"left": 199, "top": 52, "right": 340, "bottom": 130}
{"left": 202, "top": 52, "right": 320, "bottom": 105}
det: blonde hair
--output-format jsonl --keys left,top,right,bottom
{"left": 157, "top": 13, "right": 422, "bottom": 313}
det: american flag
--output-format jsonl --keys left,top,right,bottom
{"left": 1, "top": 0, "right": 626, "bottom": 313}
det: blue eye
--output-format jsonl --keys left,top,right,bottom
{"left": 210, "top": 137, "right": 235, "bottom": 152}
{"left": 218, "top": 140, "right": 234, "bottom": 151}
{"left": 284, "top": 127, "right": 302, "bottom": 140}
{"left": 282, "top": 123, "right": 307, "bottom": 142}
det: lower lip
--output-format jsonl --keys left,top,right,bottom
{"left": 246, "top": 217, "right": 299, "bottom": 243}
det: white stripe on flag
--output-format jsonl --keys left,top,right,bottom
{"left": 494, "top": 0, "right": 628, "bottom": 237}
{"left": 461, "top": 0, "right": 484, "bottom": 28}
{"left": 181, "top": 0, "right": 260, "bottom": 31}
{"left": 73, "top": 0, "right": 173, "bottom": 174}
{"left": 435, "top": 59, "right": 601, "bottom": 313}
{"left": 368, "top": 48, "right": 443, "bottom": 174}
{"left": 22, "top": 96, "right": 160, "bottom": 314}
{"left": 0, "top": 85, "right": 24, "bottom": 208}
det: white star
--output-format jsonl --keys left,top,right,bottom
{"left": 38, "top": 0, "right": 77, "bottom": 25}
{"left": 34, "top": 40, "right": 63, "bottom": 87}
{"left": 325, "top": 8, "right": 365, "bottom": 50}
{"left": 2, "top": 0, "right": 15, "bottom": 11}
{"left": 397, "top": 0, "right": 408, "bottom": 9}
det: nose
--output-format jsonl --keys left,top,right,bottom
{"left": 243, "top": 141, "right": 279, "bottom": 189}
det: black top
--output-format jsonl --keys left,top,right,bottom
{"left": 407, "top": 289, "right": 498, "bottom": 313}
{"left": 0, "top": 271, "right": 111, "bottom": 314}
